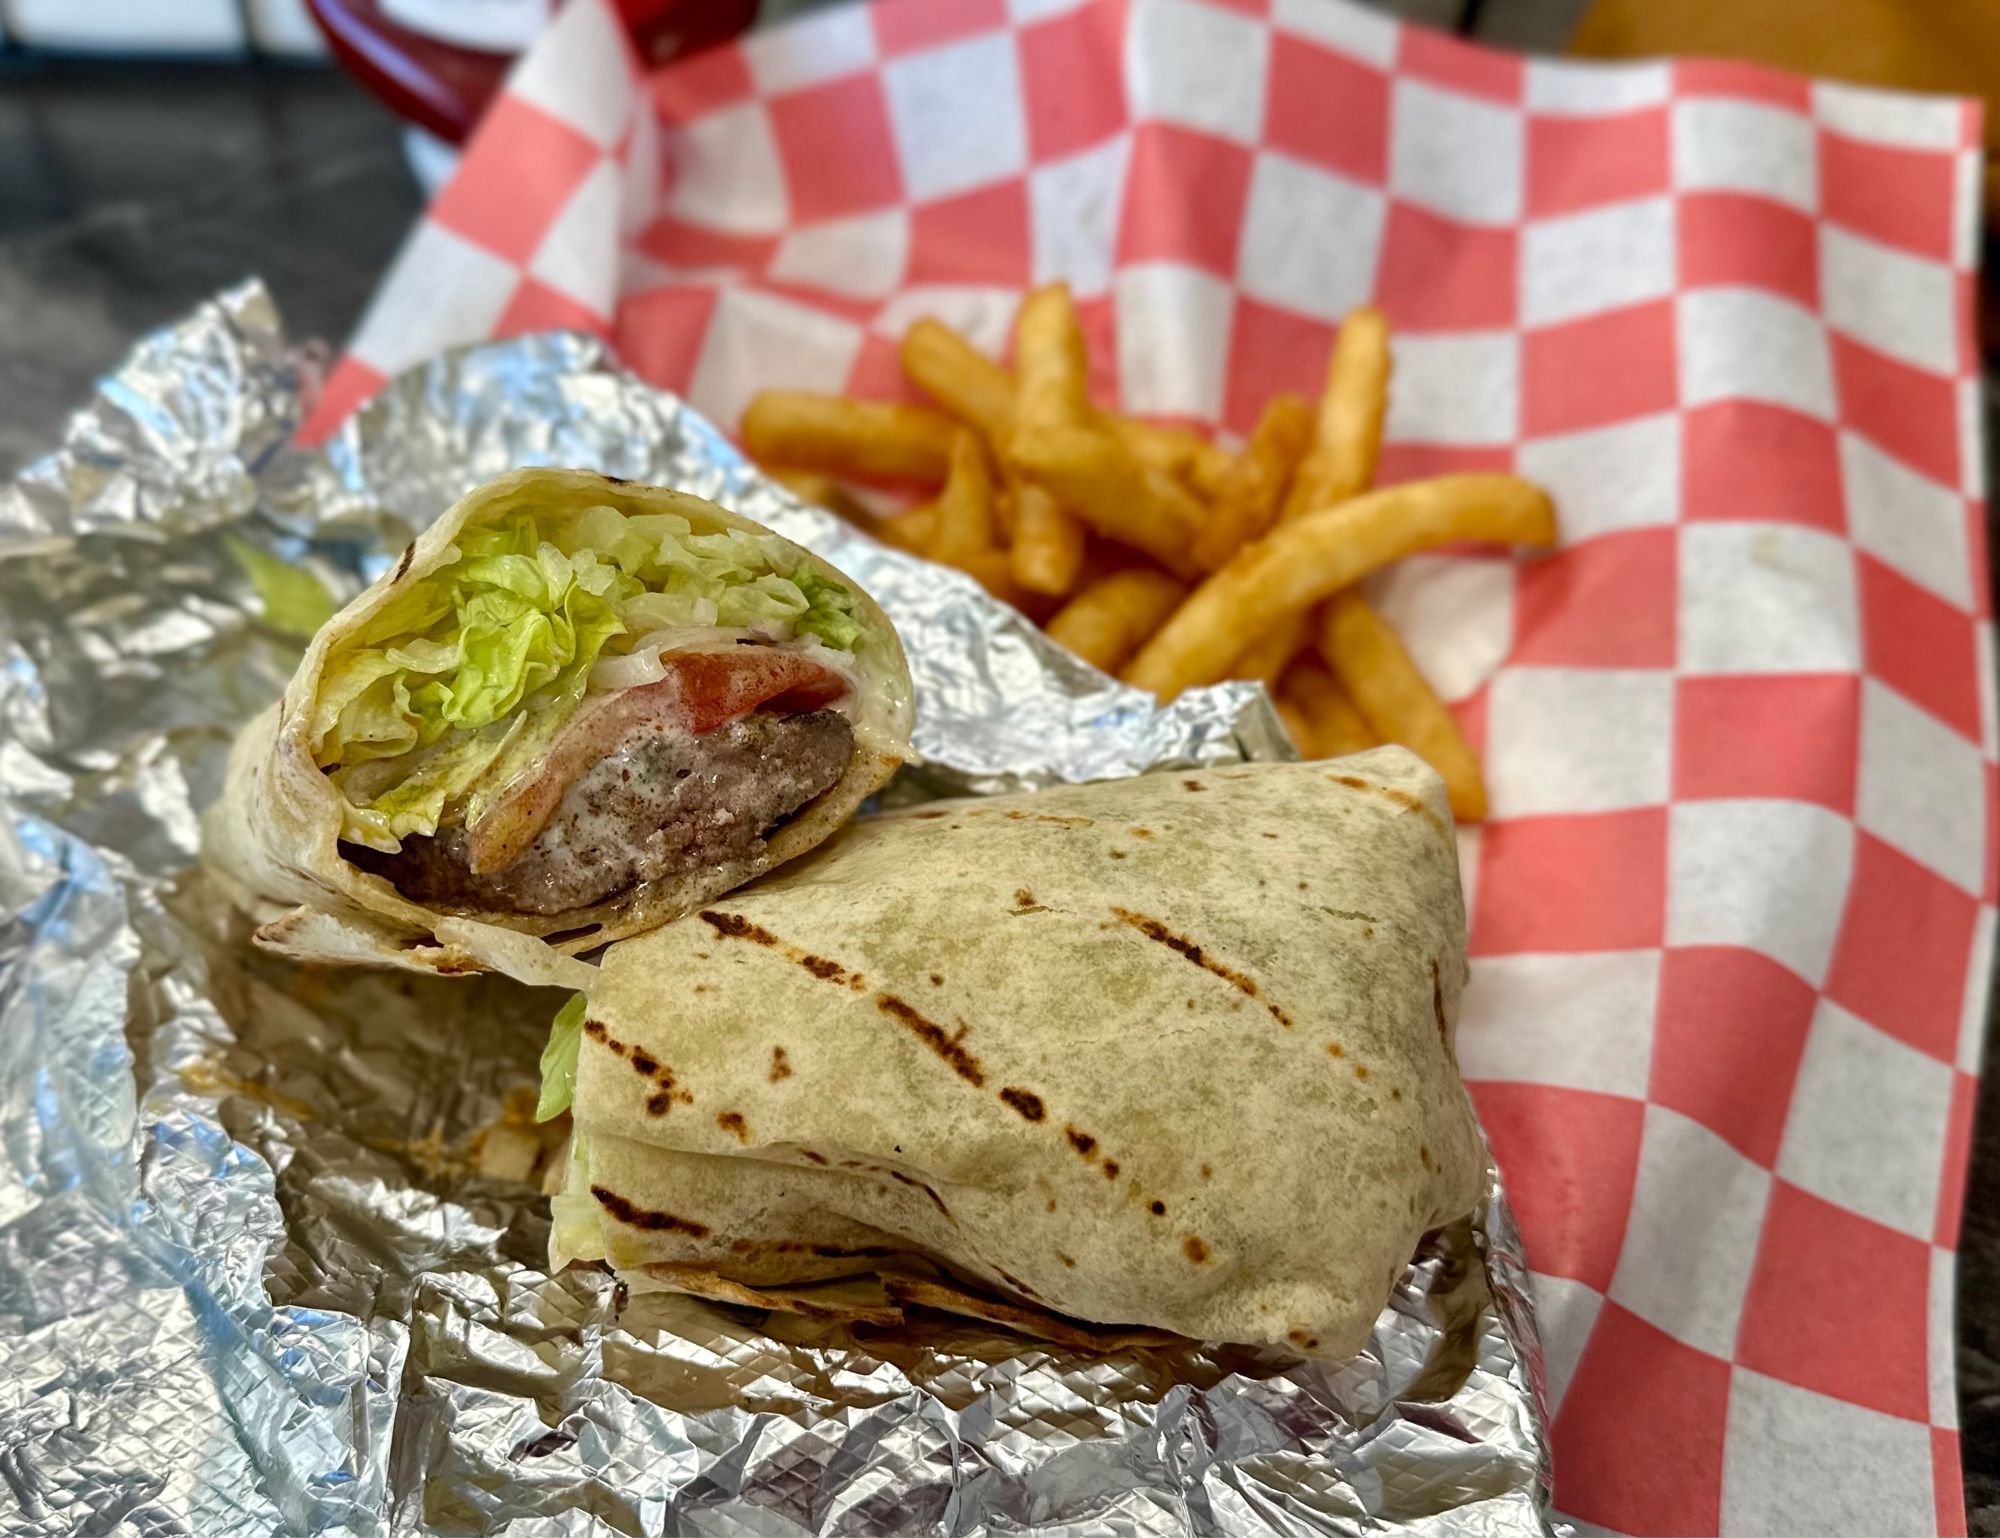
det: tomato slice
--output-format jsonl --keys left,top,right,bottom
{"left": 667, "top": 648, "right": 850, "bottom": 734}
{"left": 462, "top": 647, "right": 851, "bottom": 874}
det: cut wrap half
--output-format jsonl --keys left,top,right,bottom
{"left": 539, "top": 750, "right": 1486, "bottom": 1359}
{"left": 203, "top": 468, "right": 913, "bottom": 972}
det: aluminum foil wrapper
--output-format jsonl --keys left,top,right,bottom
{"left": 0, "top": 281, "right": 1554, "bottom": 1537}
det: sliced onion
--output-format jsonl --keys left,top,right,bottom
{"left": 589, "top": 624, "right": 766, "bottom": 692}
{"left": 781, "top": 633, "right": 861, "bottom": 700}
{"left": 587, "top": 621, "right": 866, "bottom": 697}
{"left": 643, "top": 624, "right": 770, "bottom": 652}
{"left": 589, "top": 648, "right": 670, "bottom": 693}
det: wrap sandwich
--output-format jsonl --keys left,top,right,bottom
{"left": 205, "top": 468, "right": 913, "bottom": 972}
{"left": 541, "top": 748, "right": 1486, "bottom": 1359}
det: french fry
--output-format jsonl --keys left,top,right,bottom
{"left": 1101, "top": 414, "right": 1184, "bottom": 473}
{"left": 901, "top": 318, "right": 1234, "bottom": 496}
{"left": 1010, "top": 481, "right": 1087, "bottom": 595}
{"left": 952, "top": 548, "right": 1033, "bottom": 611}
{"left": 932, "top": 432, "right": 999, "bottom": 565}
{"left": 1122, "top": 474, "right": 1556, "bottom": 699}
{"left": 743, "top": 392, "right": 958, "bottom": 484}
{"left": 1193, "top": 393, "right": 1313, "bottom": 570}
{"left": 901, "top": 318, "right": 1015, "bottom": 440}
{"left": 878, "top": 504, "right": 939, "bottom": 555}
{"left": 766, "top": 469, "right": 874, "bottom": 526}
{"left": 1186, "top": 440, "right": 1233, "bottom": 499}
{"left": 1011, "top": 426, "right": 1206, "bottom": 579}
{"left": 1072, "top": 538, "right": 1153, "bottom": 589}
{"left": 1014, "top": 283, "right": 1091, "bottom": 433}
{"left": 1044, "top": 568, "right": 1188, "bottom": 675}
{"left": 1145, "top": 465, "right": 1214, "bottom": 569}
{"left": 1228, "top": 609, "right": 1312, "bottom": 690}
{"left": 993, "top": 479, "right": 1020, "bottom": 540}
{"left": 1007, "top": 286, "right": 1093, "bottom": 593}
{"left": 901, "top": 313, "right": 1236, "bottom": 477}
{"left": 1283, "top": 305, "right": 1391, "bottom": 521}
{"left": 1275, "top": 699, "right": 1315, "bottom": 753}
{"left": 1101, "top": 416, "right": 1225, "bottom": 490}
{"left": 1318, "top": 591, "right": 1485, "bottom": 821}
{"left": 1278, "top": 657, "right": 1376, "bottom": 759}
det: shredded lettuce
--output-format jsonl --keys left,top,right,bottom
{"left": 314, "top": 503, "right": 870, "bottom": 845}
{"left": 620, "top": 588, "right": 719, "bottom": 632}
{"left": 317, "top": 514, "right": 631, "bottom": 768}
{"left": 794, "top": 569, "right": 864, "bottom": 650}
{"left": 537, "top": 993, "right": 587, "bottom": 1122}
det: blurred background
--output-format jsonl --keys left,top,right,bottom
{"left": 0, "top": 0, "right": 1594, "bottom": 472}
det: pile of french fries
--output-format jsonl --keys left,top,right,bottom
{"left": 742, "top": 290, "right": 1557, "bottom": 821}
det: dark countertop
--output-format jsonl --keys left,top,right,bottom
{"left": 1972, "top": 1144, "right": 2000, "bottom": 1535}
{"left": 0, "top": 36, "right": 1993, "bottom": 1535}
{"left": 0, "top": 58, "right": 422, "bottom": 470}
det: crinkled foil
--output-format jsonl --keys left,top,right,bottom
{"left": 0, "top": 281, "right": 1553, "bottom": 1537}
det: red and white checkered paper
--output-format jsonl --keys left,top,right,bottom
{"left": 314, "top": 1, "right": 1995, "bottom": 1530}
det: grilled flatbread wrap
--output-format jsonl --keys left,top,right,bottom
{"left": 204, "top": 468, "right": 912, "bottom": 973}
{"left": 544, "top": 749, "right": 1486, "bottom": 1359}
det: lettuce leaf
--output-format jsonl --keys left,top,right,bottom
{"left": 337, "top": 715, "right": 521, "bottom": 847}
{"left": 549, "top": 1128, "right": 605, "bottom": 1261}
{"left": 537, "top": 993, "right": 587, "bottom": 1122}
{"left": 227, "top": 535, "right": 338, "bottom": 639}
